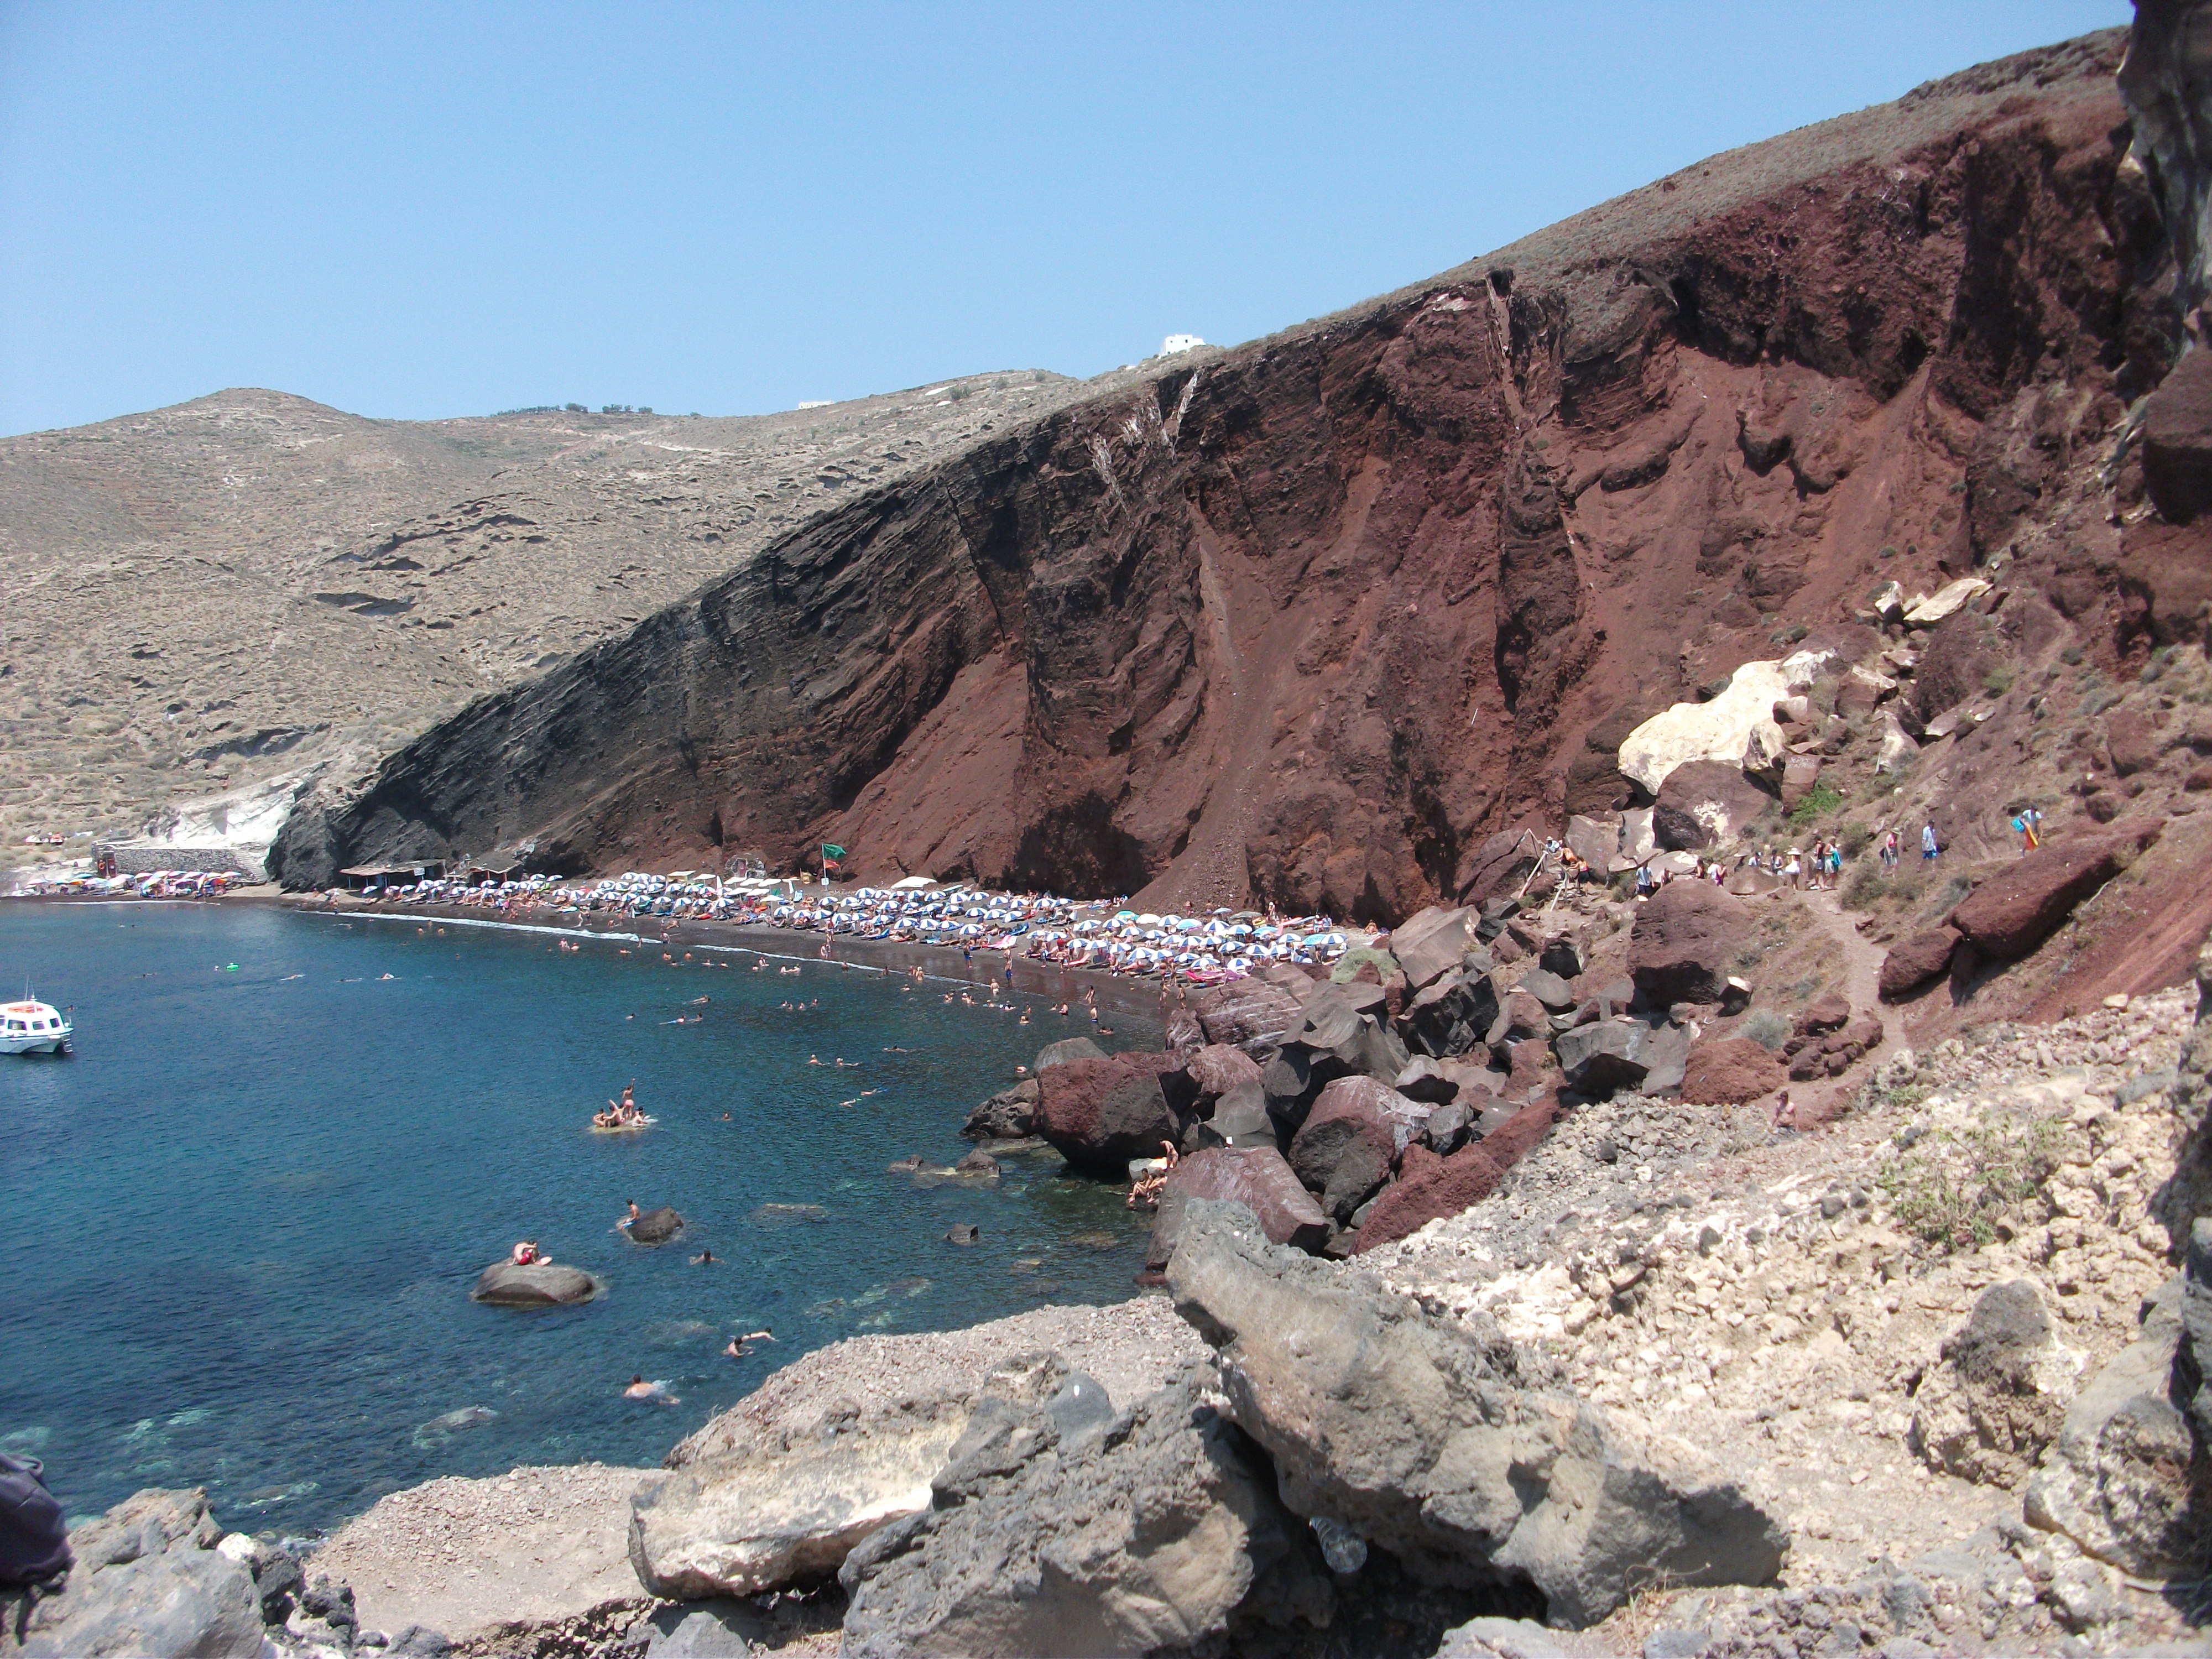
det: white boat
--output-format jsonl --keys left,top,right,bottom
{"left": 1, "top": 998, "right": 71, "bottom": 1055}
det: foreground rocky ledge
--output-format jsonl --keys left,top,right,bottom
{"left": 15, "top": 977, "right": 2212, "bottom": 1659}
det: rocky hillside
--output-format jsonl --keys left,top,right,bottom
{"left": 278, "top": 24, "right": 2209, "bottom": 938}
{"left": 0, "top": 371, "right": 1099, "bottom": 851}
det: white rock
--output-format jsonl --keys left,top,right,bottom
{"left": 1620, "top": 807, "right": 1657, "bottom": 863}
{"left": 1902, "top": 577, "right": 1991, "bottom": 626}
{"left": 1618, "top": 659, "right": 1798, "bottom": 792}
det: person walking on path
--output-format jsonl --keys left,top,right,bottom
{"left": 1882, "top": 829, "right": 1900, "bottom": 868}
{"left": 1922, "top": 823, "right": 1940, "bottom": 862}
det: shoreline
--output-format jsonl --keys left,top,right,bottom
{"left": 277, "top": 893, "right": 1176, "bottom": 1021}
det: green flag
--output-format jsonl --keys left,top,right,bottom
{"left": 821, "top": 843, "right": 846, "bottom": 860}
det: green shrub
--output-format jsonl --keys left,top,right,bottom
{"left": 1840, "top": 823, "right": 1872, "bottom": 859}
{"left": 1984, "top": 666, "right": 2016, "bottom": 695}
{"left": 1876, "top": 1115, "right": 2065, "bottom": 1251}
{"left": 1742, "top": 1010, "right": 1790, "bottom": 1051}
{"left": 1788, "top": 781, "right": 1844, "bottom": 827}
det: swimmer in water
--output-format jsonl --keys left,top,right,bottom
{"left": 808, "top": 1054, "right": 821, "bottom": 1066}
{"left": 724, "top": 1330, "right": 775, "bottom": 1358}
{"left": 690, "top": 1249, "right": 716, "bottom": 1264}
{"left": 623, "top": 1375, "right": 678, "bottom": 1403}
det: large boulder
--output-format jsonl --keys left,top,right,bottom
{"left": 1458, "top": 831, "right": 1540, "bottom": 905}
{"left": 1910, "top": 1282, "right": 2081, "bottom": 1489}
{"left": 1618, "top": 660, "right": 1794, "bottom": 793}
{"left": 1515, "top": 968, "right": 1575, "bottom": 1012}
{"left": 1286, "top": 1077, "right": 1425, "bottom": 1223}
{"left": 1391, "top": 906, "right": 1475, "bottom": 990}
{"left": 1652, "top": 760, "right": 1773, "bottom": 852}
{"left": 2025, "top": 1286, "right": 2202, "bottom": 1578}
{"left": 6, "top": 1489, "right": 264, "bottom": 1659}
{"left": 1352, "top": 1142, "right": 1511, "bottom": 1252}
{"left": 1627, "top": 881, "right": 1747, "bottom": 1007}
{"left": 1145, "top": 1145, "right": 1329, "bottom": 1270}
{"left": 1564, "top": 813, "right": 1618, "bottom": 870}
{"left": 1185, "top": 1044, "right": 1263, "bottom": 1100}
{"left": 2142, "top": 341, "right": 2212, "bottom": 524}
{"left": 630, "top": 1392, "right": 974, "bottom": 1598}
{"left": 1186, "top": 1080, "right": 1275, "bottom": 1152}
{"left": 1553, "top": 1019, "right": 1655, "bottom": 1097}
{"left": 1035, "top": 1036, "right": 1108, "bottom": 1071}
{"left": 1681, "top": 1037, "right": 1785, "bottom": 1103}
{"left": 1166, "top": 1203, "right": 1788, "bottom": 1624}
{"left": 838, "top": 1359, "right": 1301, "bottom": 1659}
{"left": 1948, "top": 820, "right": 2163, "bottom": 961}
{"left": 962, "top": 1078, "right": 1039, "bottom": 1140}
{"left": 1034, "top": 1052, "right": 1188, "bottom": 1175}
{"left": 1778, "top": 754, "right": 1824, "bottom": 813}
{"left": 1879, "top": 927, "right": 1961, "bottom": 1001}
{"left": 628, "top": 1205, "right": 685, "bottom": 1246}
{"left": 1401, "top": 971, "right": 1502, "bottom": 1060}
{"left": 1193, "top": 979, "right": 1305, "bottom": 1057}
{"left": 472, "top": 1260, "right": 599, "bottom": 1307}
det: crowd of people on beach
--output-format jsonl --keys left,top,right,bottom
{"left": 335, "top": 869, "right": 1360, "bottom": 985}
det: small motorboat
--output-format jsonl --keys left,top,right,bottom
{"left": 1, "top": 997, "right": 71, "bottom": 1056}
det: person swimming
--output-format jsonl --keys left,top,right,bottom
{"left": 724, "top": 1330, "right": 775, "bottom": 1358}
{"left": 690, "top": 1249, "right": 716, "bottom": 1265}
{"left": 623, "top": 1375, "right": 678, "bottom": 1403}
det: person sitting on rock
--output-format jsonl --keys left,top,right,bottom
{"left": 511, "top": 1240, "right": 541, "bottom": 1266}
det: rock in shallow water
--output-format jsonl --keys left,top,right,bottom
{"left": 628, "top": 1205, "right": 685, "bottom": 1245}
{"left": 471, "top": 1261, "right": 599, "bottom": 1306}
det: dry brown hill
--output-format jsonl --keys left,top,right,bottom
{"left": 0, "top": 372, "right": 1101, "bottom": 851}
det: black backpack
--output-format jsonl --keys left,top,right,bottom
{"left": 0, "top": 1454, "right": 71, "bottom": 1587}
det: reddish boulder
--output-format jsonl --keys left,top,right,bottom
{"left": 1352, "top": 1145, "right": 1509, "bottom": 1253}
{"left": 1034, "top": 1052, "right": 1188, "bottom": 1175}
{"left": 1792, "top": 993, "right": 1850, "bottom": 1041}
{"left": 1486, "top": 989, "right": 1551, "bottom": 1050}
{"left": 1653, "top": 760, "right": 1775, "bottom": 851}
{"left": 1627, "top": 880, "right": 1749, "bottom": 1007}
{"left": 1352, "top": 1098, "right": 1563, "bottom": 1253}
{"left": 1185, "top": 1044, "right": 1263, "bottom": 1100}
{"left": 1478, "top": 1098, "right": 1566, "bottom": 1171}
{"left": 2105, "top": 709, "right": 2158, "bottom": 777}
{"left": 1779, "top": 754, "right": 1825, "bottom": 813}
{"left": 1880, "top": 926, "right": 1961, "bottom": 999}
{"left": 1287, "top": 1076, "right": 1425, "bottom": 1222}
{"left": 1681, "top": 1037, "right": 1786, "bottom": 1103}
{"left": 2142, "top": 338, "right": 2212, "bottom": 524}
{"left": 1192, "top": 978, "right": 1305, "bottom": 1056}
{"left": 1145, "top": 1145, "right": 1328, "bottom": 1270}
{"left": 1948, "top": 820, "right": 2164, "bottom": 960}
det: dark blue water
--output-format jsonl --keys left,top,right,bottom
{"left": 0, "top": 902, "right": 1154, "bottom": 1531}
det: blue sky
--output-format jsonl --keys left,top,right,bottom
{"left": 0, "top": 1, "right": 2128, "bottom": 436}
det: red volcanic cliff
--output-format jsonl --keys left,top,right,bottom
{"left": 275, "top": 29, "right": 2208, "bottom": 922}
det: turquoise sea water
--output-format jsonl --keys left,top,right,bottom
{"left": 0, "top": 902, "right": 1155, "bottom": 1532}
